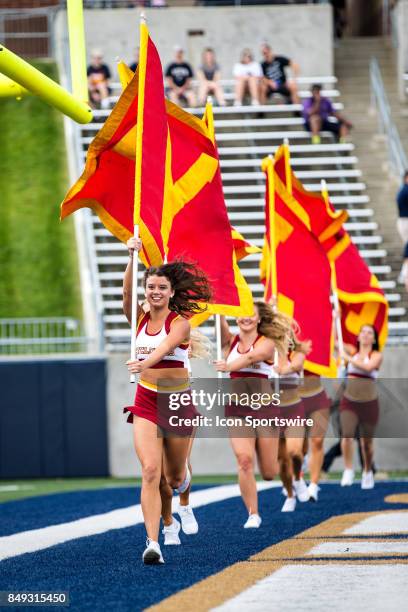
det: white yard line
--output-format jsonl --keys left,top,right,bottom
{"left": 213, "top": 565, "right": 408, "bottom": 612}
{"left": 0, "top": 482, "right": 279, "bottom": 562}
{"left": 214, "top": 511, "right": 408, "bottom": 611}
{"left": 344, "top": 512, "right": 408, "bottom": 535}
{"left": 308, "top": 541, "right": 408, "bottom": 555}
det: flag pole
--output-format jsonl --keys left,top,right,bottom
{"left": 321, "top": 180, "right": 345, "bottom": 370}
{"left": 130, "top": 13, "right": 148, "bottom": 383}
{"left": 264, "top": 155, "right": 279, "bottom": 374}
{"left": 204, "top": 96, "right": 223, "bottom": 378}
{"left": 283, "top": 137, "right": 292, "bottom": 196}
{"left": 266, "top": 156, "right": 278, "bottom": 303}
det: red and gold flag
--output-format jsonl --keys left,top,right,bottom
{"left": 322, "top": 227, "right": 389, "bottom": 348}
{"left": 274, "top": 143, "right": 388, "bottom": 348}
{"left": 260, "top": 157, "right": 336, "bottom": 376}
{"left": 274, "top": 144, "right": 348, "bottom": 242}
{"left": 61, "top": 26, "right": 254, "bottom": 321}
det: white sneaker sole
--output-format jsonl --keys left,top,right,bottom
{"left": 143, "top": 549, "right": 164, "bottom": 564}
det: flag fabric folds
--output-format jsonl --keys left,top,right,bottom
{"left": 273, "top": 144, "right": 388, "bottom": 349}
{"left": 260, "top": 157, "right": 336, "bottom": 376}
{"left": 60, "top": 26, "right": 254, "bottom": 321}
{"left": 323, "top": 228, "right": 389, "bottom": 348}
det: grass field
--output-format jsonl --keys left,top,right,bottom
{"left": 0, "top": 61, "right": 81, "bottom": 319}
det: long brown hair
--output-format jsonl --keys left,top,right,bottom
{"left": 254, "top": 301, "right": 294, "bottom": 354}
{"left": 144, "top": 260, "right": 212, "bottom": 315}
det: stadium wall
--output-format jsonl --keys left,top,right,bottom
{"left": 54, "top": 5, "right": 333, "bottom": 79}
{"left": 0, "top": 356, "right": 108, "bottom": 478}
{"left": 395, "top": 0, "right": 408, "bottom": 100}
{"left": 107, "top": 349, "right": 408, "bottom": 476}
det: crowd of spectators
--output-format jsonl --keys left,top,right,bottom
{"left": 87, "top": 42, "right": 352, "bottom": 143}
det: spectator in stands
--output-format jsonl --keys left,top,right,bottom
{"left": 87, "top": 50, "right": 111, "bottom": 109}
{"left": 302, "top": 84, "right": 352, "bottom": 144}
{"left": 197, "top": 47, "right": 226, "bottom": 107}
{"left": 396, "top": 170, "right": 408, "bottom": 291}
{"left": 233, "top": 48, "right": 262, "bottom": 107}
{"left": 259, "top": 43, "right": 300, "bottom": 105}
{"left": 165, "top": 46, "right": 196, "bottom": 107}
{"left": 129, "top": 48, "right": 139, "bottom": 73}
{"left": 331, "top": 0, "right": 347, "bottom": 39}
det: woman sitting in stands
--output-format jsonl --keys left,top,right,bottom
{"left": 233, "top": 48, "right": 262, "bottom": 107}
{"left": 197, "top": 47, "right": 226, "bottom": 107}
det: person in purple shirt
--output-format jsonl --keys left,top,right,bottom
{"left": 303, "top": 84, "right": 352, "bottom": 144}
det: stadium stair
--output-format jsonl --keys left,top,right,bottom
{"left": 77, "top": 75, "right": 407, "bottom": 350}
{"left": 335, "top": 36, "right": 408, "bottom": 344}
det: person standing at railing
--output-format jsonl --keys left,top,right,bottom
{"left": 197, "top": 48, "right": 226, "bottom": 107}
{"left": 165, "top": 46, "right": 196, "bottom": 108}
{"left": 396, "top": 170, "right": 408, "bottom": 292}
{"left": 259, "top": 43, "right": 300, "bottom": 106}
{"left": 302, "top": 83, "right": 352, "bottom": 144}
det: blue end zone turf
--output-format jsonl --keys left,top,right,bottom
{"left": 0, "top": 482, "right": 408, "bottom": 611}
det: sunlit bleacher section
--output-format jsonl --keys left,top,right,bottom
{"left": 77, "top": 77, "right": 408, "bottom": 350}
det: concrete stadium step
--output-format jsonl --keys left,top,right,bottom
{"left": 224, "top": 183, "right": 365, "bottom": 195}
{"left": 219, "top": 157, "right": 358, "bottom": 167}
{"left": 207, "top": 132, "right": 349, "bottom": 144}
{"left": 217, "top": 142, "right": 350, "bottom": 158}
{"left": 222, "top": 201, "right": 373, "bottom": 215}
{"left": 221, "top": 170, "right": 361, "bottom": 181}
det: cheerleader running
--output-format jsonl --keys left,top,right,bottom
{"left": 214, "top": 303, "right": 292, "bottom": 528}
{"left": 276, "top": 331, "right": 311, "bottom": 511}
{"left": 123, "top": 238, "right": 211, "bottom": 564}
{"left": 340, "top": 324, "right": 382, "bottom": 488}
{"left": 299, "top": 372, "right": 331, "bottom": 501}
{"left": 159, "top": 330, "right": 212, "bottom": 543}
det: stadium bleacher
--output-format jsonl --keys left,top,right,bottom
{"left": 77, "top": 76, "right": 408, "bottom": 350}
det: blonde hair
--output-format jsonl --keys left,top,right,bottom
{"left": 189, "top": 328, "right": 213, "bottom": 360}
{"left": 254, "top": 302, "right": 294, "bottom": 355}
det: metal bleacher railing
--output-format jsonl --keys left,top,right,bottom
{"left": 75, "top": 75, "right": 408, "bottom": 350}
{"left": 0, "top": 317, "right": 89, "bottom": 355}
{"left": 370, "top": 57, "right": 408, "bottom": 180}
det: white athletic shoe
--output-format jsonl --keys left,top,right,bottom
{"left": 361, "top": 470, "right": 375, "bottom": 490}
{"left": 281, "top": 486, "right": 288, "bottom": 497}
{"left": 281, "top": 496, "right": 297, "bottom": 512}
{"left": 341, "top": 468, "right": 355, "bottom": 486}
{"left": 308, "top": 482, "right": 320, "bottom": 502}
{"left": 178, "top": 505, "right": 199, "bottom": 535}
{"left": 243, "top": 513, "right": 262, "bottom": 528}
{"left": 293, "top": 478, "right": 310, "bottom": 502}
{"left": 162, "top": 518, "right": 181, "bottom": 545}
{"left": 174, "top": 463, "right": 191, "bottom": 495}
{"left": 142, "top": 539, "right": 164, "bottom": 564}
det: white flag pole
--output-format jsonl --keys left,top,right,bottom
{"left": 321, "top": 179, "right": 345, "bottom": 370}
{"left": 215, "top": 314, "right": 223, "bottom": 379}
{"left": 129, "top": 13, "right": 148, "bottom": 383}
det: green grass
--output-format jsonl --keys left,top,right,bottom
{"left": 1, "top": 473, "right": 407, "bottom": 504}
{"left": 0, "top": 61, "right": 81, "bottom": 319}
